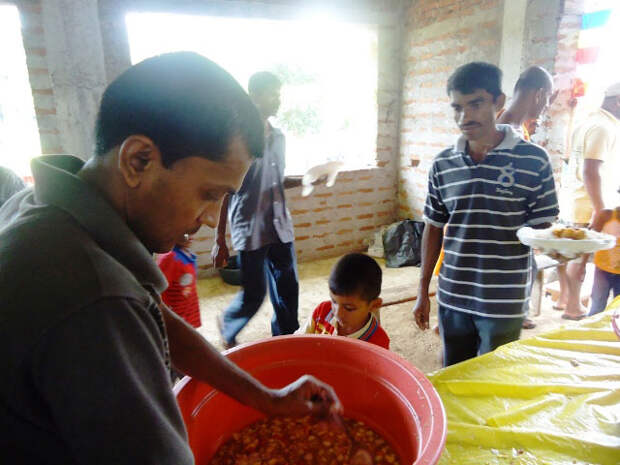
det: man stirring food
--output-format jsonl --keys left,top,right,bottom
{"left": 0, "top": 52, "right": 341, "bottom": 464}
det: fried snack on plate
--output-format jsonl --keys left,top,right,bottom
{"left": 551, "top": 227, "right": 586, "bottom": 240}
{"left": 517, "top": 225, "right": 615, "bottom": 259}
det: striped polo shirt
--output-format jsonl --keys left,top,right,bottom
{"left": 424, "top": 125, "right": 559, "bottom": 318}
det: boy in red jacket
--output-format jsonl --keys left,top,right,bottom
{"left": 299, "top": 253, "right": 389, "bottom": 349}
{"left": 157, "top": 234, "right": 201, "bottom": 328}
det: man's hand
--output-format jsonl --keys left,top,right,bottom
{"left": 413, "top": 294, "right": 431, "bottom": 330}
{"left": 211, "top": 240, "right": 229, "bottom": 268}
{"left": 546, "top": 251, "right": 574, "bottom": 263}
{"left": 265, "top": 375, "right": 343, "bottom": 418}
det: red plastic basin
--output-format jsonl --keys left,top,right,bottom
{"left": 174, "top": 335, "right": 446, "bottom": 465}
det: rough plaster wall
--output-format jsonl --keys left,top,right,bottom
{"left": 42, "top": 0, "right": 107, "bottom": 158}
{"left": 95, "top": 0, "right": 405, "bottom": 275}
{"left": 498, "top": 0, "right": 527, "bottom": 97}
{"left": 398, "top": 0, "right": 503, "bottom": 219}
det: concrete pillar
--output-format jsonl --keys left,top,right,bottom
{"left": 499, "top": 0, "right": 528, "bottom": 97}
{"left": 40, "top": 0, "right": 107, "bottom": 159}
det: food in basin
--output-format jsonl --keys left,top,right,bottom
{"left": 174, "top": 335, "right": 446, "bottom": 465}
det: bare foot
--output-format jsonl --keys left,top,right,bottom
{"left": 563, "top": 303, "right": 587, "bottom": 318}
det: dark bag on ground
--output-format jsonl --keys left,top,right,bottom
{"left": 382, "top": 220, "right": 425, "bottom": 268}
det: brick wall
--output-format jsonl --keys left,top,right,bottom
{"left": 398, "top": 0, "right": 503, "bottom": 219}
{"left": 14, "top": 0, "right": 586, "bottom": 274}
{"left": 17, "top": 0, "right": 64, "bottom": 154}
{"left": 16, "top": 0, "right": 405, "bottom": 275}
{"left": 398, "top": 0, "right": 582, "bottom": 219}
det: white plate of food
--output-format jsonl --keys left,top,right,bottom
{"left": 517, "top": 226, "right": 616, "bottom": 258}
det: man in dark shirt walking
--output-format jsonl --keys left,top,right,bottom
{"left": 212, "top": 72, "right": 305, "bottom": 348}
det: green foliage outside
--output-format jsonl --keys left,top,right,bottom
{"left": 271, "top": 63, "right": 322, "bottom": 137}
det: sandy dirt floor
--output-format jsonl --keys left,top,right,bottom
{"left": 196, "top": 256, "right": 585, "bottom": 374}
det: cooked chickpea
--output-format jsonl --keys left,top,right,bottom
{"left": 210, "top": 415, "right": 400, "bottom": 465}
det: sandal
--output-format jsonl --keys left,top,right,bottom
{"left": 561, "top": 313, "right": 586, "bottom": 321}
{"left": 522, "top": 318, "right": 536, "bottom": 329}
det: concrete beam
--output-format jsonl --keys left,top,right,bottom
{"left": 499, "top": 0, "right": 528, "bottom": 97}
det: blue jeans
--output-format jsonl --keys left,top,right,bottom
{"left": 588, "top": 267, "right": 620, "bottom": 316}
{"left": 221, "top": 242, "right": 299, "bottom": 344}
{"left": 438, "top": 306, "right": 523, "bottom": 367}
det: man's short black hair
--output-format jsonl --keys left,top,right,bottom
{"left": 94, "top": 52, "right": 264, "bottom": 167}
{"left": 514, "top": 66, "right": 553, "bottom": 93}
{"left": 447, "top": 62, "right": 503, "bottom": 99}
{"left": 328, "top": 253, "right": 382, "bottom": 302}
{"left": 248, "top": 71, "right": 281, "bottom": 96}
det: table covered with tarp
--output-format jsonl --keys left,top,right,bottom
{"left": 428, "top": 297, "right": 620, "bottom": 465}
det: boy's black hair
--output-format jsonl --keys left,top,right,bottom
{"left": 94, "top": 51, "right": 264, "bottom": 167}
{"left": 329, "top": 253, "right": 382, "bottom": 302}
{"left": 514, "top": 66, "right": 553, "bottom": 93}
{"left": 446, "top": 61, "right": 503, "bottom": 99}
{"left": 248, "top": 71, "right": 281, "bottom": 96}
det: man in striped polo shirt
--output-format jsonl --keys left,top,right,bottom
{"left": 413, "top": 62, "right": 559, "bottom": 366}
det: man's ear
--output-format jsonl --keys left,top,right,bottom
{"left": 550, "top": 89, "right": 559, "bottom": 105}
{"left": 495, "top": 93, "right": 506, "bottom": 111}
{"left": 493, "top": 92, "right": 506, "bottom": 115}
{"left": 535, "top": 88, "right": 545, "bottom": 104}
{"left": 117, "top": 135, "right": 161, "bottom": 188}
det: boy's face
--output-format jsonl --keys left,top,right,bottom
{"left": 177, "top": 233, "right": 193, "bottom": 249}
{"left": 330, "top": 291, "right": 381, "bottom": 335}
{"left": 450, "top": 88, "right": 504, "bottom": 142}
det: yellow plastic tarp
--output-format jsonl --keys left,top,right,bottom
{"left": 428, "top": 296, "right": 620, "bottom": 465}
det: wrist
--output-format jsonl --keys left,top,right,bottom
{"left": 254, "top": 386, "right": 279, "bottom": 414}
{"left": 216, "top": 236, "right": 227, "bottom": 246}
{"left": 418, "top": 280, "right": 431, "bottom": 294}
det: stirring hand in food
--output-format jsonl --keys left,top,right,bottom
{"left": 330, "top": 414, "right": 373, "bottom": 465}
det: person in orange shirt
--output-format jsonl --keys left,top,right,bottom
{"left": 588, "top": 204, "right": 620, "bottom": 315}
